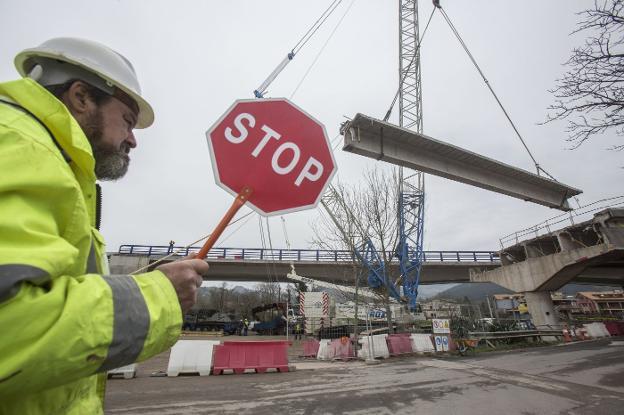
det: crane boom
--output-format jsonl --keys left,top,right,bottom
{"left": 286, "top": 265, "right": 398, "bottom": 303}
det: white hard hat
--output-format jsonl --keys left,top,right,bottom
{"left": 14, "top": 37, "right": 154, "bottom": 128}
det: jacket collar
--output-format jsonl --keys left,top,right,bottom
{"left": 0, "top": 78, "right": 96, "bottom": 180}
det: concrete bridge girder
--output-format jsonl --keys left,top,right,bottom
{"left": 341, "top": 113, "right": 581, "bottom": 211}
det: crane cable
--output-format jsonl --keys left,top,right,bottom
{"left": 290, "top": 0, "right": 357, "bottom": 99}
{"left": 254, "top": 0, "right": 345, "bottom": 98}
{"left": 265, "top": 216, "right": 280, "bottom": 288}
{"left": 438, "top": 6, "right": 556, "bottom": 180}
{"left": 281, "top": 216, "right": 292, "bottom": 250}
{"left": 292, "top": 0, "right": 344, "bottom": 55}
{"left": 258, "top": 215, "right": 276, "bottom": 286}
{"left": 131, "top": 210, "right": 255, "bottom": 274}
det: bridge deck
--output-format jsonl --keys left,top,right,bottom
{"left": 111, "top": 245, "right": 501, "bottom": 284}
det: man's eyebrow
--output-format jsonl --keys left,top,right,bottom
{"left": 126, "top": 110, "right": 138, "bottom": 127}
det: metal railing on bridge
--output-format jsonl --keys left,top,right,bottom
{"left": 499, "top": 195, "right": 624, "bottom": 249}
{"left": 117, "top": 245, "right": 499, "bottom": 263}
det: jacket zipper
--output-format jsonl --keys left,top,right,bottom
{"left": 96, "top": 184, "right": 102, "bottom": 231}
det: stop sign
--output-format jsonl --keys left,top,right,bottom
{"left": 206, "top": 98, "right": 337, "bottom": 216}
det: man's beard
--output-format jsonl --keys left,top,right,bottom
{"left": 84, "top": 110, "right": 131, "bottom": 181}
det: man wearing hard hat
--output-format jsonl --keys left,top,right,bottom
{"left": 0, "top": 38, "right": 208, "bottom": 414}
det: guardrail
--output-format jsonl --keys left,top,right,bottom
{"left": 117, "top": 245, "right": 500, "bottom": 263}
{"left": 468, "top": 330, "right": 562, "bottom": 340}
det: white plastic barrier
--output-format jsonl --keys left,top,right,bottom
{"left": 592, "top": 323, "right": 610, "bottom": 337}
{"left": 585, "top": 323, "right": 601, "bottom": 338}
{"left": 357, "top": 334, "right": 390, "bottom": 359}
{"left": 167, "top": 340, "right": 221, "bottom": 376}
{"left": 582, "top": 323, "right": 595, "bottom": 338}
{"left": 317, "top": 339, "right": 333, "bottom": 360}
{"left": 108, "top": 364, "right": 137, "bottom": 379}
{"left": 410, "top": 334, "right": 435, "bottom": 354}
{"left": 583, "top": 323, "right": 609, "bottom": 338}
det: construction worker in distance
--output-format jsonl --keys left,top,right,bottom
{"left": 295, "top": 320, "right": 302, "bottom": 340}
{"left": 0, "top": 37, "right": 209, "bottom": 414}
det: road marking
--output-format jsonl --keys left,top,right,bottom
{"left": 416, "top": 359, "right": 569, "bottom": 392}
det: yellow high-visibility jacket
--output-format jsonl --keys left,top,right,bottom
{"left": 0, "top": 78, "right": 182, "bottom": 414}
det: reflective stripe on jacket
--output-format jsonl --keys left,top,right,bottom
{"left": 0, "top": 78, "right": 182, "bottom": 414}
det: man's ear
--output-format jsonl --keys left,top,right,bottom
{"left": 63, "top": 81, "right": 96, "bottom": 116}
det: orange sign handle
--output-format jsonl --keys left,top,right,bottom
{"left": 195, "top": 186, "right": 253, "bottom": 260}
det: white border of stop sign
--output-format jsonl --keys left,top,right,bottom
{"left": 205, "top": 98, "right": 337, "bottom": 216}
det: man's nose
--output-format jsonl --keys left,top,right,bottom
{"left": 126, "top": 130, "right": 137, "bottom": 148}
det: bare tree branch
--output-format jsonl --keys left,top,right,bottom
{"left": 545, "top": 0, "right": 624, "bottom": 151}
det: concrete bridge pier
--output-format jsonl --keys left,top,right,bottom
{"left": 524, "top": 291, "right": 558, "bottom": 328}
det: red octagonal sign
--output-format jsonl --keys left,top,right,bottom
{"left": 206, "top": 99, "right": 337, "bottom": 216}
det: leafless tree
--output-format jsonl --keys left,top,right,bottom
{"left": 546, "top": 0, "right": 624, "bottom": 150}
{"left": 312, "top": 167, "right": 401, "bottom": 331}
{"left": 254, "top": 281, "right": 282, "bottom": 304}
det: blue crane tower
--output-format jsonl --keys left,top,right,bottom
{"left": 394, "top": 0, "right": 426, "bottom": 311}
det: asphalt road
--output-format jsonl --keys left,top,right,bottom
{"left": 104, "top": 338, "right": 624, "bottom": 414}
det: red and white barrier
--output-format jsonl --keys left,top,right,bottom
{"left": 386, "top": 334, "right": 413, "bottom": 355}
{"left": 212, "top": 340, "right": 289, "bottom": 375}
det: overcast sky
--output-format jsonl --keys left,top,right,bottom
{"left": 2, "top": 0, "right": 621, "bottom": 257}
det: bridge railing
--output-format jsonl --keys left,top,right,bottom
{"left": 499, "top": 195, "right": 624, "bottom": 249}
{"left": 117, "top": 245, "right": 499, "bottom": 263}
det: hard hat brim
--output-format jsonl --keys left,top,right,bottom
{"left": 15, "top": 48, "right": 154, "bottom": 129}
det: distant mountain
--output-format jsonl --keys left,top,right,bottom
{"left": 418, "top": 284, "right": 458, "bottom": 299}
{"left": 431, "top": 283, "right": 512, "bottom": 302}
{"left": 231, "top": 285, "right": 251, "bottom": 294}
{"left": 431, "top": 282, "right": 621, "bottom": 303}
